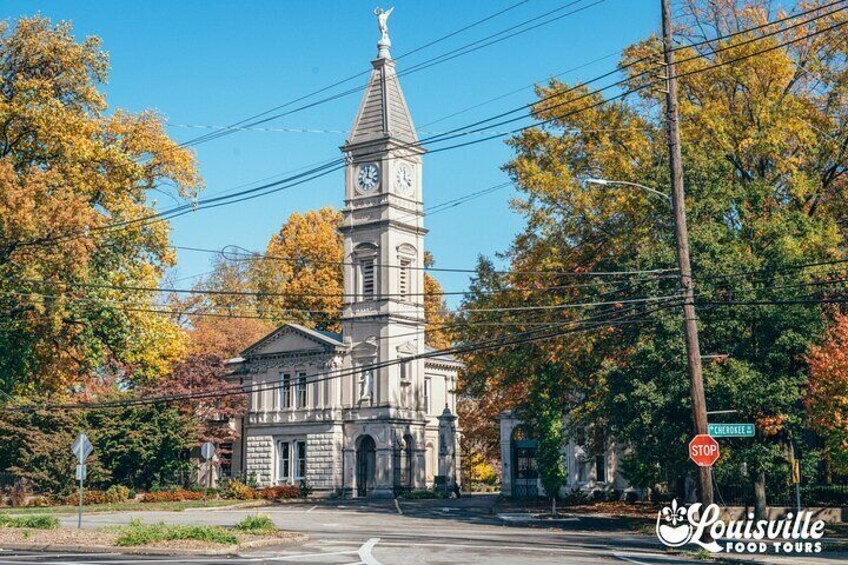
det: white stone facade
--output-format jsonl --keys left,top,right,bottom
{"left": 226, "top": 18, "right": 462, "bottom": 498}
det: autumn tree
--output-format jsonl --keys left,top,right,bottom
{"left": 459, "top": 0, "right": 848, "bottom": 504}
{"left": 806, "top": 313, "right": 848, "bottom": 473}
{"left": 0, "top": 17, "right": 202, "bottom": 395}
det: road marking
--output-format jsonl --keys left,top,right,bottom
{"left": 307, "top": 504, "right": 318, "bottom": 512}
{"left": 357, "top": 537, "right": 383, "bottom": 565}
{"left": 393, "top": 499, "right": 403, "bottom": 515}
{"left": 252, "top": 549, "right": 359, "bottom": 561}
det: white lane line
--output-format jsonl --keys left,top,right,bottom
{"left": 245, "top": 549, "right": 360, "bottom": 562}
{"left": 306, "top": 505, "right": 318, "bottom": 513}
{"left": 357, "top": 538, "right": 383, "bottom": 565}
{"left": 613, "top": 553, "right": 663, "bottom": 565}
{"left": 393, "top": 499, "right": 403, "bottom": 515}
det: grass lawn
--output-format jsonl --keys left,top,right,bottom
{"left": 2, "top": 499, "right": 263, "bottom": 515}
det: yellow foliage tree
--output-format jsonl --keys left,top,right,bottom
{"left": 0, "top": 17, "right": 202, "bottom": 394}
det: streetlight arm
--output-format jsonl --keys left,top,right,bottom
{"left": 584, "top": 178, "right": 671, "bottom": 205}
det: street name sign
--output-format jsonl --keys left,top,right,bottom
{"left": 708, "top": 423, "right": 755, "bottom": 438}
{"left": 71, "top": 432, "right": 93, "bottom": 463}
{"left": 689, "top": 434, "right": 720, "bottom": 467}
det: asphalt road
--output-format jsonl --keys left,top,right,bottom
{"left": 0, "top": 495, "right": 838, "bottom": 564}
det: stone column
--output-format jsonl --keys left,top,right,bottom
{"left": 438, "top": 405, "right": 458, "bottom": 493}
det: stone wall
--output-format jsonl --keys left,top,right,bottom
{"left": 307, "top": 426, "right": 344, "bottom": 493}
{"left": 246, "top": 434, "right": 274, "bottom": 486}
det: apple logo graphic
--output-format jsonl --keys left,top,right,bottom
{"left": 656, "top": 499, "right": 693, "bottom": 548}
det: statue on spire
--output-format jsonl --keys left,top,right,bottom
{"left": 374, "top": 7, "right": 394, "bottom": 59}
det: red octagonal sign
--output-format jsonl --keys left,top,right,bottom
{"left": 689, "top": 434, "right": 720, "bottom": 467}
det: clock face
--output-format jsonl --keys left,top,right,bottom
{"left": 395, "top": 163, "right": 414, "bottom": 196}
{"left": 357, "top": 163, "right": 380, "bottom": 193}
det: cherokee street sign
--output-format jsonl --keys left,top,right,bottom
{"left": 708, "top": 423, "right": 755, "bottom": 438}
{"left": 689, "top": 434, "right": 720, "bottom": 467}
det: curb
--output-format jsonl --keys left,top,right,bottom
{"left": 0, "top": 533, "right": 309, "bottom": 556}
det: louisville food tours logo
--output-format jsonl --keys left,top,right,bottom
{"left": 655, "top": 499, "right": 826, "bottom": 554}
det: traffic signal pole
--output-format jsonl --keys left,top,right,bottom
{"left": 660, "top": 0, "right": 714, "bottom": 507}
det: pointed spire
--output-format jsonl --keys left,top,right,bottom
{"left": 347, "top": 8, "right": 418, "bottom": 147}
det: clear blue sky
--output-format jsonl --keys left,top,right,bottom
{"left": 6, "top": 0, "right": 661, "bottom": 303}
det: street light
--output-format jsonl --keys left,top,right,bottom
{"left": 583, "top": 178, "right": 673, "bottom": 207}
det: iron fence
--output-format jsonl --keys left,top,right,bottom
{"left": 715, "top": 481, "right": 848, "bottom": 507}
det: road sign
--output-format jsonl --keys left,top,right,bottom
{"left": 71, "top": 432, "right": 93, "bottom": 463}
{"left": 75, "top": 464, "right": 87, "bottom": 481}
{"left": 201, "top": 442, "right": 215, "bottom": 461}
{"left": 707, "top": 423, "right": 755, "bottom": 438}
{"left": 689, "top": 434, "right": 720, "bottom": 467}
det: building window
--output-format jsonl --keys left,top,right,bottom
{"left": 423, "top": 377, "right": 431, "bottom": 414}
{"left": 277, "top": 441, "right": 290, "bottom": 483}
{"left": 360, "top": 259, "right": 375, "bottom": 299}
{"left": 595, "top": 454, "right": 606, "bottom": 483}
{"left": 398, "top": 258, "right": 410, "bottom": 300}
{"left": 296, "top": 372, "right": 307, "bottom": 408}
{"left": 295, "top": 441, "right": 307, "bottom": 480}
{"left": 280, "top": 373, "right": 291, "bottom": 409}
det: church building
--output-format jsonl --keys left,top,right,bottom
{"left": 226, "top": 10, "right": 462, "bottom": 497}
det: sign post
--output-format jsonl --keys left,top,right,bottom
{"left": 71, "top": 432, "right": 93, "bottom": 529}
{"left": 689, "top": 434, "right": 720, "bottom": 467}
{"left": 200, "top": 442, "right": 215, "bottom": 499}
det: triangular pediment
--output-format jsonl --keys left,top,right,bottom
{"left": 242, "top": 323, "right": 344, "bottom": 358}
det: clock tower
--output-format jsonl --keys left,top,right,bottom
{"left": 339, "top": 8, "right": 429, "bottom": 497}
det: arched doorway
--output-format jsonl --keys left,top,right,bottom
{"left": 512, "top": 426, "right": 539, "bottom": 498}
{"left": 394, "top": 434, "right": 414, "bottom": 496}
{"left": 356, "top": 435, "right": 376, "bottom": 497}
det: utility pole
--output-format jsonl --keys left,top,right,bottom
{"left": 660, "top": 0, "right": 713, "bottom": 507}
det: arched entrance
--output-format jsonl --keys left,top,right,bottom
{"left": 512, "top": 426, "right": 539, "bottom": 498}
{"left": 393, "top": 434, "right": 414, "bottom": 496}
{"left": 356, "top": 435, "right": 376, "bottom": 497}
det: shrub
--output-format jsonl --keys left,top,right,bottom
{"left": 606, "top": 489, "right": 623, "bottom": 502}
{"left": 8, "top": 480, "right": 31, "bottom": 507}
{"left": 141, "top": 489, "right": 204, "bottom": 503}
{"left": 256, "top": 485, "right": 299, "bottom": 500}
{"left": 298, "top": 480, "right": 313, "bottom": 498}
{"left": 625, "top": 490, "right": 639, "bottom": 504}
{"left": 127, "top": 488, "right": 137, "bottom": 500}
{"left": 562, "top": 488, "right": 590, "bottom": 506}
{"left": 402, "top": 489, "right": 445, "bottom": 499}
{"left": 115, "top": 520, "right": 237, "bottom": 546}
{"left": 234, "top": 514, "right": 276, "bottom": 534}
{"left": 0, "top": 514, "right": 59, "bottom": 529}
{"left": 25, "top": 496, "right": 50, "bottom": 507}
{"left": 221, "top": 480, "right": 254, "bottom": 500}
{"left": 104, "top": 485, "right": 131, "bottom": 504}
{"left": 591, "top": 489, "right": 606, "bottom": 503}
{"left": 65, "top": 490, "right": 109, "bottom": 506}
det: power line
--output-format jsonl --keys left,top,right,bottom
{"left": 13, "top": 300, "right": 679, "bottom": 412}
{"left": 17, "top": 8, "right": 847, "bottom": 249}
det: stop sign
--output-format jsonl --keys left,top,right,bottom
{"left": 689, "top": 434, "right": 720, "bottom": 467}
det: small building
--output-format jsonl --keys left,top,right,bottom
{"left": 498, "top": 410, "right": 629, "bottom": 498}
{"left": 225, "top": 12, "right": 462, "bottom": 498}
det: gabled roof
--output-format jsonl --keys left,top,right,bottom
{"left": 424, "top": 345, "right": 462, "bottom": 366}
{"left": 240, "top": 322, "right": 346, "bottom": 358}
{"left": 347, "top": 58, "right": 418, "bottom": 146}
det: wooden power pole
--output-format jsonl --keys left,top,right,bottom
{"left": 660, "top": 0, "right": 714, "bottom": 507}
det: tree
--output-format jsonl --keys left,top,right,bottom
{"left": 0, "top": 17, "right": 202, "bottom": 395}
{"left": 251, "top": 207, "right": 344, "bottom": 331}
{"left": 458, "top": 0, "right": 848, "bottom": 505}
{"left": 806, "top": 313, "right": 848, "bottom": 473}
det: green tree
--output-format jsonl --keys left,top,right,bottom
{"left": 459, "top": 0, "right": 848, "bottom": 507}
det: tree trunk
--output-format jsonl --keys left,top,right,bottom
{"left": 754, "top": 470, "right": 767, "bottom": 521}
{"left": 551, "top": 496, "right": 557, "bottom": 517}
